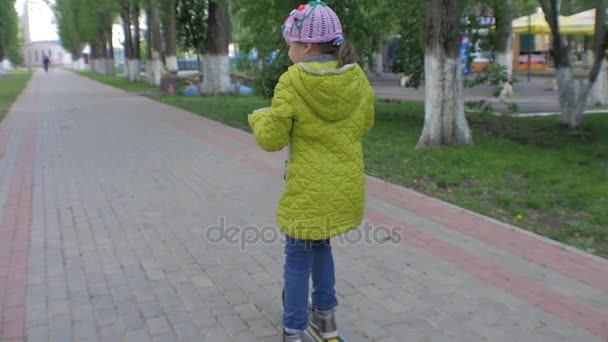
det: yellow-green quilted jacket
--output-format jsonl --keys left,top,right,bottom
{"left": 248, "top": 58, "right": 375, "bottom": 241}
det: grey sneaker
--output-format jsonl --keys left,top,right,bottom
{"left": 283, "top": 329, "right": 303, "bottom": 342}
{"left": 311, "top": 308, "right": 338, "bottom": 339}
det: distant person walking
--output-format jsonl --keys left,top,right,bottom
{"left": 42, "top": 55, "right": 50, "bottom": 72}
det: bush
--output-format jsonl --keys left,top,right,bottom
{"left": 253, "top": 49, "right": 291, "bottom": 98}
{"left": 232, "top": 51, "right": 256, "bottom": 73}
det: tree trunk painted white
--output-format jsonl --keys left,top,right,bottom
{"left": 147, "top": 1, "right": 163, "bottom": 87}
{"left": 374, "top": 50, "right": 383, "bottom": 75}
{"left": 493, "top": 0, "right": 514, "bottom": 98}
{"left": 106, "top": 58, "right": 115, "bottom": 76}
{"left": 540, "top": 0, "right": 607, "bottom": 129}
{"left": 2, "top": 59, "right": 12, "bottom": 71}
{"left": 91, "top": 59, "right": 98, "bottom": 74}
{"left": 100, "top": 58, "right": 109, "bottom": 75}
{"left": 101, "top": 58, "right": 109, "bottom": 75}
{"left": 419, "top": 0, "right": 471, "bottom": 147}
{"left": 202, "top": 0, "right": 229, "bottom": 94}
{"left": 589, "top": 61, "right": 607, "bottom": 106}
{"left": 200, "top": 54, "right": 230, "bottom": 95}
{"left": 165, "top": 55, "right": 178, "bottom": 72}
{"left": 496, "top": 46, "right": 514, "bottom": 98}
{"left": 199, "top": 56, "right": 205, "bottom": 86}
{"left": 129, "top": 59, "right": 141, "bottom": 81}
{"left": 94, "top": 58, "right": 100, "bottom": 74}
{"left": 148, "top": 56, "right": 163, "bottom": 86}
{"left": 124, "top": 59, "right": 131, "bottom": 79}
{"left": 417, "top": 52, "right": 473, "bottom": 147}
{"left": 146, "top": 61, "right": 152, "bottom": 84}
{"left": 127, "top": 59, "right": 139, "bottom": 82}
{"left": 556, "top": 67, "right": 593, "bottom": 128}
{"left": 453, "top": 59, "right": 471, "bottom": 144}
{"left": 75, "top": 58, "right": 85, "bottom": 70}
{"left": 575, "top": 81, "right": 594, "bottom": 127}
{"left": 556, "top": 67, "right": 577, "bottom": 126}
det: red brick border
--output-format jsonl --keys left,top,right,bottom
{"left": 0, "top": 117, "right": 36, "bottom": 341}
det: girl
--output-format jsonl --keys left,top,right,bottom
{"left": 248, "top": 1, "right": 375, "bottom": 340}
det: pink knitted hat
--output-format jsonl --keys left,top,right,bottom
{"left": 282, "top": 1, "right": 344, "bottom": 46}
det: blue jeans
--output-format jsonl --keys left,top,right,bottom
{"left": 283, "top": 235, "right": 338, "bottom": 332}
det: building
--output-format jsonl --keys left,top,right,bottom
{"left": 21, "top": 0, "right": 73, "bottom": 67}
{"left": 24, "top": 41, "right": 73, "bottom": 67}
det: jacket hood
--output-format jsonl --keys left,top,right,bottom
{"left": 287, "top": 59, "right": 368, "bottom": 122}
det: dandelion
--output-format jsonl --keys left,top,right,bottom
{"left": 516, "top": 214, "right": 523, "bottom": 221}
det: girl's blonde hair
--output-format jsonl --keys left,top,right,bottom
{"left": 316, "top": 41, "right": 357, "bottom": 67}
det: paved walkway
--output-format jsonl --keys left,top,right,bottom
{"left": 1, "top": 69, "right": 607, "bottom": 342}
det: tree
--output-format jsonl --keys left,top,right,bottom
{"left": 456, "top": 0, "right": 517, "bottom": 100}
{"left": 161, "top": 0, "right": 178, "bottom": 71}
{"left": 55, "top": 0, "right": 119, "bottom": 75}
{"left": 0, "top": 0, "right": 20, "bottom": 74}
{"left": 120, "top": 0, "right": 134, "bottom": 79}
{"left": 131, "top": 1, "right": 142, "bottom": 80}
{"left": 493, "top": 0, "right": 515, "bottom": 97}
{"left": 146, "top": 0, "right": 163, "bottom": 86}
{"left": 104, "top": 18, "right": 116, "bottom": 75}
{"left": 89, "top": 0, "right": 118, "bottom": 75}
{"left": 7, "top": 17, "right": 23, "bottom": 66}
{"left": 418, "top": 0, "right": 473, "bottom": 147}
{"left": 56, "top": 0, "right": 85, "bottom": 66}
{"left": 559, "top": 0, "right": 608, "bottom": 105}
{"left": 539, "top": 0, "right": 607, "bottom": 128}
{"left": 200, "top": 0, "right": 231, "bottom": 95}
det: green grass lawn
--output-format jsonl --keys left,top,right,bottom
{"left": 0, "top": 69, "right": 33, "bottom": 122}
{"left": 74, "top": 71, "right": 608, "bottom": 258}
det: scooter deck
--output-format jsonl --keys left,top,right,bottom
{"left": 304, "top": 324, "right": 348, "bottom": 342}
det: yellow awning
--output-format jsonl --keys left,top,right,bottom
{"left": 512, "top": 11, "right": 567, "bottom": 34}
{"left": 561, "top": 9, "right": 601, "bottom": 36}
